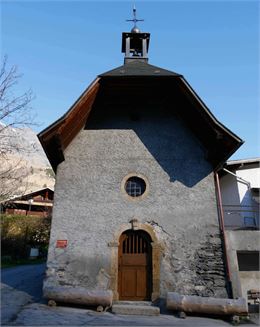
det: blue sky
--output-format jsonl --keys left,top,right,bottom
{"left": 2, "top": 1, "right": 259, "bottom": 160}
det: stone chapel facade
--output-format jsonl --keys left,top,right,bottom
{"left": 39, "top": 26, "right": 243, "bottom": 308}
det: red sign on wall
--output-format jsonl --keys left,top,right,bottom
{"left": 56, "top": 240, "right": 68, "bottom": 248}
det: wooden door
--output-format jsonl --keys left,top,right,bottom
{"left": 118, "top": 230, "right": 152, "bottom": 300}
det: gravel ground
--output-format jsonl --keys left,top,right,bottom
{"left": 1, "top": 263, "right": 46, "bottom": 324}
{"left": 1, "top": 263, "right": 46, "bottom": 302}
{"left": 1, "top": 283, "right": 32, "bottom": 325}
{"left": 5, "top": 303, "right": 247, "bottom": 326}
{"left": 1, "top": 264, "right": 259, "bottom": 326}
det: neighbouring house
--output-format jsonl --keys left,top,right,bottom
{"left": 38, "top": 21, "right": 244, "bottom": 310}
{"left": 1, "top": 187, "right": 54, "bottom": 217}
{"left": 219, "top": 158, "right": 260, "bottom": 308}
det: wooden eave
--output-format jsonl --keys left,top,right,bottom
{"left": 38, "top": 72, "right": 243, "bottom": 172}
{"left": 38, "top": 78, "right": 100, "bottom": 172}
{"left": 175, "top": 77, "right": 244, "bottom": 170}
{"left": 10, "top": 200, "right": 53, "bottom": 207}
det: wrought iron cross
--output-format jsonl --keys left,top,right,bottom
{"left": 126, "top": 5, "right": 144, "bottom": 28}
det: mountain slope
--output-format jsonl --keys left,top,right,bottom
{"left": 0, "top": 123, "right": 55, "bottom": 199}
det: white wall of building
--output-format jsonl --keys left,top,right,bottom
{"left": 236, "top": 167, "right": 260, "bottom": 208}
{"left": 222, "top": 161, "right": 260, "bottom": 303}
{"left": 220, "top": 162, "right": 259, "bottom": 228}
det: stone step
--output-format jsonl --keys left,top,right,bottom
{"left": 112, "top": 303, "right": 160, "bottom": 316}
{"left": 113, "top": 301, "right": 152, "bottom": 306}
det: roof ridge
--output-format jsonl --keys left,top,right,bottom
{"left": 99, "top": 60, "right": 182, "bottom": 77}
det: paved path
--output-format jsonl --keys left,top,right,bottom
{"left": 8, "top": 303, "right": 258, "bottom": 326}
{"left": 1, "top": 263, "right": 46, "bottom": 302}
{"left": 3, "top": 296, "right": 257, "bottom": 327}
{"left": 1, "top": 264, "right": 258, "bottom": 326}
{"left": 1, "top": 263, "right": 46, "bottom": 324}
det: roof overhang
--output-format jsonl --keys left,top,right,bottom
{"left": 8, "top": 200, "right": 53, "bottom": 207}
{"left": 38, "top": 65, "right": 243, "bottom": 172}
{"left": 38, "top": 78, "right": 100, "bottom": 171}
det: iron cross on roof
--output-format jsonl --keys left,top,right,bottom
{"left": 126, "top": 6, "right": 144, "bottom": 33}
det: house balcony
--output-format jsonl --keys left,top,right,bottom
{"left": 223, "top": 205, "right": 259, "bottom": 230}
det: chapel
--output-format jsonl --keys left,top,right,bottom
{"left": 38, "top": 11, "right": 243, "bottom": 310}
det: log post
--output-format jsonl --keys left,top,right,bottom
{"left": 44, "top": 286, "right": 113, "bottom": 308}
{"left": 167, "top": 292, "right": 248, "bottom": 316}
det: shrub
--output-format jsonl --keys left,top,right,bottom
{"left": 1, "top": 255, "right": 12, "bottom": 264}
{"left": 1, "top": 214, "right": 51, "bottom": 260}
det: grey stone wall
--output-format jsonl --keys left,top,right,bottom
{"left": 44, "top": 109, "right": 228, "bottom": 299}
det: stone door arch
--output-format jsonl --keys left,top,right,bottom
{"left": 108, "top": 221, "right": 162, "bottom": 301}
{"left": 118, "top": 229, "right": 152, "bottom": 300}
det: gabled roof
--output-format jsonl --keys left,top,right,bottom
{"left": 2, "top": 187, "right": 54, "bottom": 203}
{"left": 38, "top": 60, "right": 243, "bottom": 172}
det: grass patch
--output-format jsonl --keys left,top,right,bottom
{"left": 1, "top": 214, "right": 51, "bottom": 262}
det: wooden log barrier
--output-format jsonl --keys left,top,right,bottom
{"left": 166, "top": 292, "right": 248, "bottom": 316}
{"left": 43, "top": 286, "right": 113, "bottom": 308}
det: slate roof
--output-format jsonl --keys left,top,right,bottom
{"left": 99, "top": 60, "right": 182, "bottom": 77}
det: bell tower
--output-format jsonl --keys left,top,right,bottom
{"left": 122, "top": 7, "right": 150, "bottom": 63}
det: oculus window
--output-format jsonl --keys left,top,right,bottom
{"left": 125, "top": 176, "right": 146, "bottom": 197}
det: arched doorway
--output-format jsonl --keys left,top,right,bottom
{"left": 118, "top": 229, "right": 152, "bottom": 300}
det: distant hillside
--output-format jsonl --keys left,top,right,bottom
{"left": 0, "top": 123, "right": 55, "bottom": 199}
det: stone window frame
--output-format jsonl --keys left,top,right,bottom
{"left": 121, "top": 173, "right": 149, "bottom": 201}
{"left": 108, "top": 221, "right": 162, "bottom": 301}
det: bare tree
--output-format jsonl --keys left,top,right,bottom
{"left": 0, "top": 56, "right": 34, "bottom": 201}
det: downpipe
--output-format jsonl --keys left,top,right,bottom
{"left": 214, "top": 171, "right": 233, "bottom": 298}
{"left": 222, "top": 168, "right": 251, "bottom": 188}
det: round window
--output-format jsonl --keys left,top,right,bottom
{"left": 125, "top": 176, "right": 146, "bottom": 198}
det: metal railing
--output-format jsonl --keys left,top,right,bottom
{"left": 223, "top": 204, "right": 259, "bottom": 230}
